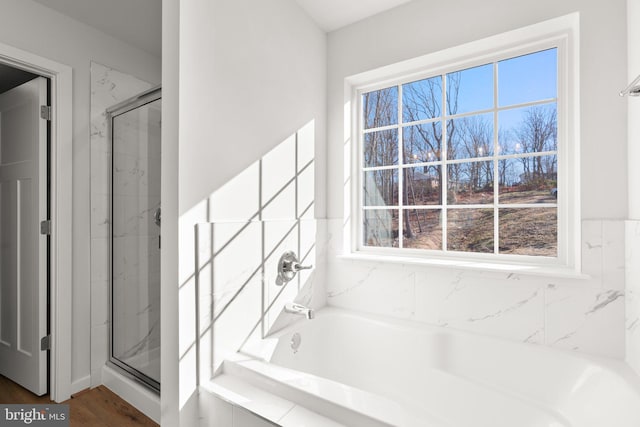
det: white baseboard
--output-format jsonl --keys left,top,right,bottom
{"left": 70, "top": 375, "right": 91, "bottom": 395}
{"left": 102, "top": 364, "right": 160, "bottom": 424}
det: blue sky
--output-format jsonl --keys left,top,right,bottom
{"left": 444, "top": 48, "right": 557, "bottom": 113}
{"left": 447, "top": 48, "right": 557, "bottom": 128}
{"left": 366, "top": 47, "right": 557, "bottom": 143}
{"left": 498, "top": 48, "right": 557, "bottom": 107}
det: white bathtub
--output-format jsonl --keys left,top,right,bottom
{"left": 219, "top": 308, "right": 640, "bottom": 427}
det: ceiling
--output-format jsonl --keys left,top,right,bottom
{"left": 31, "top": 0, "right": 162, "bottom": 57}
{"left": 294, "top": 0, "right": 412, "bottom": 32}
{"left": 30, "top": 0, "right": 410, "bottom": 57}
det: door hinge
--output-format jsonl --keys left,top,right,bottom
{"left": 40, "top": 335, "right": 51, "bottom": 351}
{"left": 40, "top": 220, "right": 51, "bottom": 235}
{"left": 40, "top": 105, "right": 51, "bottom": 121}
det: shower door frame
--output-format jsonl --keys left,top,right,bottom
{"left": 107, "top": 86, "right": 161, "bottom": 393}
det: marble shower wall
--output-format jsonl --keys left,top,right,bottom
{"left": 111, "top": 99, "right": 161, "bottom": 376}
{"left": 90, "top": 62, "right": 153, "bottom": 386}
{"left": 326, "top": 219, "right": 626, "bottom": 359}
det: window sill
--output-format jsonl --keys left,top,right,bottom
{"left": 337, "top": 252, "right": 590, "bottom": 280}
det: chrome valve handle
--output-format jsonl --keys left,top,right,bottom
{"left": 291, "top": 262, "right": 312, "bottom": 272}
{"left": 276, "top": 251, "right": 313, "bottom": 286}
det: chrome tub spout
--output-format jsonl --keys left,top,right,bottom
{"left": 284, "top": 302, "right": 314, "bottom": 320}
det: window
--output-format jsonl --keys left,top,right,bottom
{"left": 357, "top": 44, "right": 567, "bottom": 262}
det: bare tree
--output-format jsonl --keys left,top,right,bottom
{"left": 455, "top": 115, "right": 493, "bottom": 193}
{"left": 363, "top": 88, "right": 398, "bottom": 169}
{"left": 402, "top": 74, "right": 462, "bottom": 237}
{"left": 363, "top": 73, "right": 467, "bottom": 244}
{"left": 514, "top": 105, "right": 557, "bottom": 188}
{"left": 498, "top": 129, "right": 514, "bottom": 187}
{"left": 363, "top": 88, "right": 398, "bottom": 245}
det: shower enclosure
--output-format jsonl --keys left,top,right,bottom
{"left": 107, "top": 87, "right": 161, "bottom": 392}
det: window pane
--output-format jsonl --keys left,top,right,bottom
{"left": 359, "top": 47, "right": 563, "bottom": 259}
{"left": 499, "top": 208, "right": 557, "bottom": 256}
{"left": 447, "top": 64, "right": 493, "bottom": 115}
{"left": 402, "top": 209, "right": 442, "bottom": 250}
{"left": 364, "top": 129, "right": 398, "bottom": 167}
{"left": 447, "top": 161, "right": 494, "bottom": 205}
{"left": 364, "top": 169, "right": 398, "bottom": 206}
{"left": 363, "top": 209, "right": 399, "bottom": 247}
{"left": 363, "top": 87, "right": 398, "bottom": 129}
{"left": 447, "top": 208, "right": 494, "bottom": 253}
{"left": 498, "top": 48, "right": 557, "bottom": 107}
{"left": 447, "top": 113, "right": 494, "bottom": 160}
{"left": 403, "top": 76, "right": 442, "bottom": 123}
{"left": 498, "top": 104, "right": 557, "bottom": 155}
{"left": 498, "top": 155, "right": 557, "bottom": 204}
{"left": 404, "top": 166, "right": 442, "bottom": 205}
{"left": 403, "top": 123, "right": 442, "bottom": 164}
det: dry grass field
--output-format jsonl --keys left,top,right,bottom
{"left": 386, "top": 189, "right": 557, "bottom": 256}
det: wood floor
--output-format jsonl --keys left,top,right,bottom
{"left": 0, "top": 375, "right": 159, "bottom": 427}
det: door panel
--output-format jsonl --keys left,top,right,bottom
{"left": 18, "top": 177, "right": 35, "bottom": 356}
{"left": 0, "top": 180, "right": 15, "bottom": 347}
{"left": 0, "top": 77, "right": 48, "bottom": 395}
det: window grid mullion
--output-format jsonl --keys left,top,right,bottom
{"left": 363, "top": 164, "right": 402, "bottom": 172}
{"left": 493, "top": 62, "right": 500, "bottom": 255}
{"left": 363, "top": 203, "right": 559, "bottom": 210}
{"left": 397, "top": 83, "right": 404, "bottom": 248}
{"left": 442, "top": 72, "right": 448, "bottom": 252}
{"left": 367, "top": 97, "right": 557, "bottom": 134}
{"left": 441, "top": 97, "right": 557, "bottom": 122}
{"left": 363, "top": 123, "right": 401, "bottom": 134}
{"left": 359, "top": 92, "right": 364, "bottom": 249}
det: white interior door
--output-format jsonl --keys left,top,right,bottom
{"left": 0, "top": 77, "right": 48, "bottom": 396}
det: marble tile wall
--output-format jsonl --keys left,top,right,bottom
{"left": 193, "top": 215, "right": 625, "bottom": 370}
{"left": 326, "top": 219, "right": 626, "bottom": 359}
{"left": 111, "top": 101, "right": 161, "bottom": 376}
{"left": 90, "top": 62, "right": 154, "bottom": 386}
{"left": 626, "top": 220, "right": 640, "bottom": 374}
{"left": 185, "top": 122, "right": 324, "bottom": 382}
{"left": 195, "top": 218, "right": 326, "bottom": 380}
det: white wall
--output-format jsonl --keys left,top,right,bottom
{"left": 626, "top": 0, "right": 640, "bottom": 376}
{"left": 326, "top": 0, "right": 629, "bottom": 359}
{"left": 162, "top": 0, "right": 326, "bottom": 424}
{"left": 178, "top": 0, "right": 326, "bottom": 214}
{"left": 161, "top": 0, "right": 180, "bottom": 424}
{"left": 0, "top": 0, "right": 161, "bottom": 390}
{"left": 628, "top": 0, "right": 640, "bottom": 221}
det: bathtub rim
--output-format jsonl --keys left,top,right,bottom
{"left": 252, "top": 307, "right": 640, "bottom": 381}
{"left": 219, "top": 307, "right": 640, "bottom": 427}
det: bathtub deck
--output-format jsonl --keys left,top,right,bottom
{"left": 204, "top": 374, "right": 346, "bottom": 426}
{"left": 219, "top": 357, "right": 570, "bottom": 427}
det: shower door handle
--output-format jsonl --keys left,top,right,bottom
{"left": 154, "top": 207, "right": 161, "bottom": 227}
{"left": 154, "top": 207, "right": 161, "bottom": 249}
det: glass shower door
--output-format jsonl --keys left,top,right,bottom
{"left": 109, "top": 88, "right": 161, "bottom": 391}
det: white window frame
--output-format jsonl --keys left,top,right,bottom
{"left": 345, "top": 13, "right": 580, "bottom": 274}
